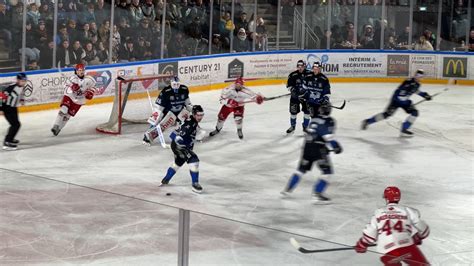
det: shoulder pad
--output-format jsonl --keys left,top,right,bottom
{"left": 180, "top": 85, "right": 189, "bottom": 90}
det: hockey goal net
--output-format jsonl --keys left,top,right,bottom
{"left": 96, "top": 74, "right": 172, "bottom": 134}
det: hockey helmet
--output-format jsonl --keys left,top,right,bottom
{"left": 297, "top": 60, "right": 305, "bottom": 67}
{"left": 414, "top": 69, "right": 424, "bottom": 79}
{"left": 235, "top": 77, "right": 244, "bottom": 86}
{"left": 170, "top": 76, "right": 180, "bottom": 91}
{"left": 192, "top": 105, "right": 204, "bottom": 122}
{"left": 75, "top": 63, "right": 85, "bottom": 71}
{"left": 383, "top": 186, "right": 401, "bottom": 203}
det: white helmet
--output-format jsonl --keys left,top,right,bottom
{"left": 170, "top": 76, "right": 180, "bottom": 91}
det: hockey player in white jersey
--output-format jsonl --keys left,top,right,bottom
{"left": 51, "top": 64, "right": 96, "bottom": 136}
{"left": 355, "top": 186, "right": 430, "bottom": 265}
{"left": 208, "top": 77, "right": 264, "bottom": 139}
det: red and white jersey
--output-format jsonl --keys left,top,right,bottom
{"left": 63, "top": 74, "right": 96, "bottom": 105}
{"left": 220, "top": 84, "right": 258, "bottom": 107}
{"left": 361, "top": 203, "right": 430, "bottom": 254}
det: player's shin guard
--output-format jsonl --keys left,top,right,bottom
{"left": 302, "top": 114, "right": 310, "bottom": 129}
{"left": 402, "top": 115, "right": 417, "bottom": 131}
{"left": 189, "top": 162, "right": 199, "bottom": 183}
{"left": 162, "top": 163, "right": 179, "bottom": 184}
{"left": 314, "top": 178, "right": 328, "bottom": 194}
{"left": 283, "top": 171, "right": 303, "bottom": 193}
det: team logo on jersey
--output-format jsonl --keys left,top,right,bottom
{"left": 443, "top": 57, "right": 467, "bottom": 78}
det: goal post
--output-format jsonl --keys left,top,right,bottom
{"left": 96, "top": 74, "right": 172, "bottom": 134}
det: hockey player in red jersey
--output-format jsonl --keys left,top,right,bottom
{"left": 208, "top": 77, "right": 264, "bottom": 139}
{"left": 355, "top": 186, "right": 430, "bottom": 265}
{"left": 51, "top": 64, "right": 96, "bottom": 136}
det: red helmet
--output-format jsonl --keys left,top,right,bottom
{"left": 75, "top": 64, "right": 85, "bottom": 71}
{"left": 383, "top": 186, "right": 401, "bottom": 203}
{"left": 235, "top": 77, "right": 244, "bottom": 86}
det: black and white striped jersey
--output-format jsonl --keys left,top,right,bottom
{"left": 1, "top": 83, "right": 24, "bottom": 108}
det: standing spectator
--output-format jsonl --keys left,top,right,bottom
{"left": 414, "top": 35, "right": 434, "bottom": 51}
{"left": 155, "top": 0, "right": 165, "bottom": 22}
{"left": 255, "top": 17, "right": 267, "bottom": 51}
{"left": 83, "top": 42, "right": 100, "bottom": 65}
{"left": 111, "top": 24, "right": 121, "bottom": 59}
{"left": 57, "top": 0, "right": 68, "bottom": 25}
{"left": 129, "top": 0, "right": 144, "bottom": 27}
{"left": 96, "top": 41, "right": 109, "bottom": 63}
{"left": 360, "top": 24, "right": 375, "bottom": 49}
{"left": 166, "top": 0, "right": 182, "bottom": 31}
{"left": 167, "top": 32, "right": 186, "bottom": 57}
{"left": 118, "top": 39, "right": 138, "bottom": 62}
{"left": 10, "top": 2, "right": 24, "bottom": 55}
{"left": 98, "top": 19, "right": 110, "bottom": 44}
{"left": 82, "top": 3, "right": 96, "bottom": 25}
{"left": 233, "top": 28, "right": 250, "bottom": 52}
{"left": 142, "top": 0, "right": 156, "bottom": 22}
{"left": 95, "top": 0, "right": 109, "bottom": 25}
{"left": 27, "top": 3, "right": 41, "bottom": 26}
{"left": 281, "top": 1, "right": 295, "bottom": 31}
{"left": 71, "top": 40, "right": 86, "bottom": 64}
{"left": 179, "top": 0, "right": 192, "bottom": 26}
{"left": 0, "top": 2, "right": 12, "bottom": 54}
{"left": 218, "top": 11, "right": 235, "bottom": 47}
{"left": 39, "top": 40, "right": 54, "bottom": 69}
{"left": 39, "top": 2, "right": 53, "bottom": 26}
{"left": 57, "top": 40, "right": 73, "bottom": 67}
{"left": 235, "top": 12, "right": 249, "bottom": 34}
{"left": 398, "top": 26, "right": 410, "bottom": 45}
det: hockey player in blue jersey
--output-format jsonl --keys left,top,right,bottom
{"left": 286, "top": 60, "right": 310, "bottom": 134}
{"left": 361, "top": 69, "right": 432, "bottom": 136}
{"left": 143, "top": 76, "right": 193, "bottom": 145}
{"left": 161, "top": 105, "right": 204, "bottom": 193}
{"left": 303, "top": 62, "right": 331, "bottom": 121}
{"left": 281, "top": 103, "right": 342, "bottom": 204}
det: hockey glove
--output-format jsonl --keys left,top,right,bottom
{"left": 256, "top": 94, "right": 264, "bottom": 105}
{"left": 0, "top": 91, "right": 7, "bottom": 101}
{"left": 424, "top": 94, "right": 432, "bottom": 101}
{"left": 84, "top": 89, "right": 94, "bottom": 100}
{"left": 320, "top": 97, "right": 330, "bottom": 105}
{"left": 355, "top": 239, "right": 369, "bottom": 253}
{"left": 412, "top": 233, "right": 423, "bottom": 245}
{"left": 330, "top": 140, "right": 343, "bottom": 154}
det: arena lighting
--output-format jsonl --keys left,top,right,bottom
{"left": 419, "top": 6, "right": 427, "bottom": 11}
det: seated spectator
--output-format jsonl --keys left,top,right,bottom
{"left": 183, "top": 34, "right": 208, "bottom": 56}
{"left": 39, "top": 2, "right": 53, "bottom": 26}
{"left": 36, "top": 20, "right": 49, "bottom": 49}
{"left": 179, "top": 0, "right": 192, "bottom": 26}
{"left": 84, "top": 42, "right": 100, "bottom": 65}
{"left": 211, "top": 34, "right": 223, "bottom": 54}
{"left": 20, "top": 21, "right": 40, "bottom": 63}
{"left": 235, "top": 12, "right": 249, "bottom": 35}
{"left": 57, "top": 40, "right": 73, "bottom": 67}
{"left": 57, "top": 0, "right": 67, "bottom": 25}
{"left": 27, "top": 3, "right": 41, "bottom": 26}
{"left": 136, "top": 18, "right": 154, "bottom": 44}
{"left": 150, "top": 20, "right": 162, "bottom": 57}
{"left": 185, "top": 16, "right": 203, "bottom": 38}
{"left": 0, "top": 2, "right": 13, "bottom": 53}
{"left": 129, "top": 0, "right": 144, "bottom": 27}
{"left": 56, "top": 23, "right": 69, "bottom": 45}
{"left": 384, "top": 35, "right": 397, "bottom": 50}
{"left": 155, "top": 0, "right": 165, "bottom": 22}
{"left": 71, "top": 40, "right": 86, "bottom": 64}
{"left": 167, "top": 32, "right": 186, "bottom": 57}
{"left": 359, "top": 24, "right": 375, "bottom": 49}
{"left": 112, "top": 24, "right": 121, "bottom": 59}
{"left": 135, "top": 37, "right": 153, "bottom": 60}
{"left": 166, "top": 0, "right": 181, "bottom": 31}
{"left": 96, "top": 41, "right": 109, "bottom": 63}
{"left": 142, "top": 0, "right": 156, "bottom": 21}
{"left": 98, "top": 19, "right": 110, "bottom": 44}
{"left": 67, "top": 19, "right": 78, "bottom": 43}
{"left": 218, "top": 11, "right": 235, "bottom": 47}
{"left": 469, "top": 29, "right": 474, "bottom": 52}
{"left": 414, "top": 35, "right": 434, "bottom": 51}
{"left": 27, "top": 60, "right": 40, "bottom": 70}
{"left": 117, "top": 17, "right": 132, "bottom": 44}
{"left": 78, "top": 23, "right": 92, "bottom": 45}
{"left": 397, "top": 26, "right": 410, "bottom": 45}
{"left": 118, "top": 39, "right": 139, "bottom": 62}
{"left": 233, "top": 28, "right": 250, "bottom": 52}
{"left": 39, "top": 40, "right": 54, "bottom": 69}
{"left": 116, "top": 0, "right": 130, "bottom": 25}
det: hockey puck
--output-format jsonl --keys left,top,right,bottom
{"left": 166, "top": 193, "right": 172, "bottom": 196}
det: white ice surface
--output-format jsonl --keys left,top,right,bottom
{"left": 0, "top": 83, "right": 473, "bottom": 265}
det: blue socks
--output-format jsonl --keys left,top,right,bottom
{"left": 287, "top": 173, "right": 301, "bottom": 191}
{"left": 366, "top": 117, "right": 377, "bottom": 124}
{"left": 402, "top": 121, "right": 412, "bottom": 130}
{"left": 163, "top": 167, "right": 176, "bottom": 182}
{"left": 290, "top": 117, "right": 296, "bottom": 127}
{"left": 302, "top": 117, "right": 310, "bottom": 128}
{"left": 314, "top": 179, "right": 328, "bottom": 194}
{"left": 190, "top": 171, "right": 199, "bottom": 183}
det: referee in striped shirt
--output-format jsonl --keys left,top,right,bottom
{"left": 0, "top": 73, "right": 28, "bottom": 150}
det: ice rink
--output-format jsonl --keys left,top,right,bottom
{"left": 1, "top": 82, "right": 473, "bottom": 265}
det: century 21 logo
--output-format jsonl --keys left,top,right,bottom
{"left": 443, "top": 57, "right": 467, "bottom": 78}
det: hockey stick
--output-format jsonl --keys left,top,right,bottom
{"left": 413, "top": 88, "right": 449, "bottom": 106}
{"left": 331, "top": 100, "right": 346, "bottom": 110}
{"left": 290, "top": 238, "right": 374, "bottom": 254}
{"left": 264, "top": 93, "right": 291, "bottom": 101}
{"left": 145, "top": 88, "right": 169, "bottom": 149}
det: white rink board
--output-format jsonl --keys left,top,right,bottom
{"left": 0, "top": 51, "right": 472, "bottom": 107}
